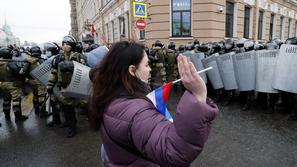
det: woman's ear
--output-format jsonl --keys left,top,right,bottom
{"left": 128, "top": 65, "right": 136, "bottom": 76}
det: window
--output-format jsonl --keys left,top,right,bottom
{"left": 119, "top": 16, "right": 125, "bottom": 36}
{"left": 225, "top": 1, "right": 234, "bottom": 37}
{"left": 288, "top": 19, "right": 291, "bottom": 38}
{"left": 171, "top": 0, "right": 191, "bottom": 37}
{"left": 280, "top": 16, "right": 284, "bottom": 39}
{"left": 269, "top": 14, "right": 274, "bottom": 41}
{"left": 112, "top": 21, "right": 115, "bottom": 42}
{"left": 140, "top": 30, "right": 145, "bottom": 40}
{"left": 258, "top": 10, "right": 264, "bottom": 40}
{"left": 244, "top": 6, "right": 250, "bottom": 38}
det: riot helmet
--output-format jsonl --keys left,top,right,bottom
{"left": 154, "top": 40, "right": 163, "bottom": 47}
{"left": 185, "top": 43, "right": 195, "bottom": 51}
{"left": 266, "top": 42, "right": 278, "bottom": 50}
{"left": 0, "top": 47, "right": 12, "bottom": 59}
{"left": 44, "top": 42, "right": 60, "bottom": 57}
{"left": 272, "top": 38, "right": 283, "bottom": 47}
{"left": 197, "top": 43, "right": 209, "bottom": 53}
{"left": 193, "top": 39, "right": 200, "bottom": 46}
{"left": 225, "top": 39, "right": 234, "bottom": 50}
{"left": 178, "top": 45, "right": 185, "bottom": 52}
{"left": 168, "top": 42, "right": 176, "bottom": 50}
{"left": 12, "top": 48, "right": 21, "bottom": 57}
{"left": 74, "top": 42, "right": 84, "bottom": 53}
{"left": 244, "top": 40, "right": 254, "bottom": 51}
{"left": 218, "top": 41, "right": 225, "bottom": 51}
{"left": 254, "top": 43, "right": 265, "bottom": 50}
{"left": 85, "top": 43, "right": 100, "bottom": 52}
{"left": 25, "top": 46, "right": 30, "bottom": 52}
{"left": 285, "top": 37, "right": 297, "bottom": 45}
{"left": 237, "top": 38, "right": 247, "bottom": 48}
{"left": 62, "top": 35, "right": 77, "bottom": 49}
{"left": 211, "top": 43, "right": 221, "bottom": 54}
{"left": 29, "top": 46, "right": 42, "bottom": 58}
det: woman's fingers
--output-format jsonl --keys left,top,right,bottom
{"left": 181, "top": 56, "right": 193, "bottom": 82}
{"left": 189, "top": 62, "right": 200, "bottom": 81}
{"left": 177, "top": 55, "right": 185, "bottom": 79}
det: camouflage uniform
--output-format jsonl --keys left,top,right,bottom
{"left": 165, "top": 48, "right": 178, "bottom": 82}
{"left": 47, "top": 36, "right": 86, "bottom": 137}
{"left": 24, "top": 54, "right": 48, "bottom": 116}
{"left": 0, "top": 61, "right": 28, "bottom": 121}
{"left": 150, "top": 46, "right": 167, "bottom": 86}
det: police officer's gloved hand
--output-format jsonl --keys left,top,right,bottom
{"left": 59, "top": 61, "right": 74, "bottom": 73}
{"left": 47, "top": 87, "right": 53, "bottom": 94}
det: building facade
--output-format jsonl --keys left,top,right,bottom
{"left": 71, "top": 0, "right": 297, "bottom": 46}
{"left": 0, "top": 21, "right": 20, "bottom": 47}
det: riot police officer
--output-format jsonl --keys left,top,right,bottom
{"left": 47, "top": 35, "right": 85, "bottom": 137}
{"left": 240, "top": 40, "right": 255, "bottom": 111}
{"left": 285, "top": 37, "right": 297, "bottom": 120}
{"left": 44, "top": 42, "right": 63, "bottom": 128}
{"left": 166, "top": 42, "right": 178, "bottom": 90}
{"left": 0, "top": 47, "right": 28, "bottom": 121}
{"left": 150, "top": 40, "right": 167, "bottom": 87}
{"left": 26, "top": 46, "right": 49, "bottom": 117}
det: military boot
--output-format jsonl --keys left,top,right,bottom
{"left": 46, "top": 104, "right": 61, "bottom": 127}
{"left": 33, "top": 99, "right": 40, "bottom": 115}
{"left": 222, "top": 91, "right": 234, "bottom": 106}
{"left": 14, "top": 109, "right": 28, "bottom": 121}
{"left": 63, "top": 105, "right": 77, "bottom": 138}
{"left": 3, "top": 109, "right": 11, "bottom": 120}
{"left": 288, "top": 95, "right": 297, "bottom": 121}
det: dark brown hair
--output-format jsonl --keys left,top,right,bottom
{"left": 89, "top": 41, "right": 150, "bottom": 130}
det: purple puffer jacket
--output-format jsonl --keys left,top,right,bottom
{"left": 101, "top": 91, "right": 218, "bottom": 167}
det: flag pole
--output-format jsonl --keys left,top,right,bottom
{"left": 172, "top": 67, "right": 213, "bottom": 84}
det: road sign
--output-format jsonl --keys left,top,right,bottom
{"left": 135, "top": 19, "right": 146, "bottom": 30}
{"left": 133, "top": 2, "right": 147, "bottom": 18}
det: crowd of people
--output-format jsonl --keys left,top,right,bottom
{"left": 0, "top": 35, "right": 106, "bottom": 137}
{"left": 146, "top": 37, "right": 297, "bottom": 121}
{"left": 1, "top": 34, "right": 297, "bottom": 166}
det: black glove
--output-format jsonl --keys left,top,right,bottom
{"left": 47, "top": 88, "right": 53, "bottom": 94}
{"left": 59, "top": 61, "right": 74, "bottom": 73}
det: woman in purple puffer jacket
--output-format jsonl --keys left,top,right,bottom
{"left": 89, "top": 41, "right": 218, "bottom": 167}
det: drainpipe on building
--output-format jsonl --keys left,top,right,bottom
{"left": 253, "top": 0, "right": 259, "bottom": 41}
{"left": 128, "top": 0, "right": 133, "bottom": 41}
{"left": 101, "top": 11, "right": 105, "bottom": 44}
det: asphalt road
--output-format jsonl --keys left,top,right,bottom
{"left": 1, "top": 90, "right": 297, "bottom": 167}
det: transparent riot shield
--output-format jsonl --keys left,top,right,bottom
{"left": 273, "top": 44, "right": 297, "bottom": 93}
{"left": 255, "top": 50, "right": 279, "bottom": 93}
{"left": 216, "top": 52, "right": 238, "bottom": 90}
{"left": 232, "top": 51, "right": 256, "bottom": 91}
{"left": 202, "top": 53, "right": 223, "bottom": 89}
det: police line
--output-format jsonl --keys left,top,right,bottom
{"left": 30, "top": 44, "right": 297, "bottom": 99}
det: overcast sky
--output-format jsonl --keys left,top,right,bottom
{"left": 0, "top": 0, "right": 71, "bottom": 44}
